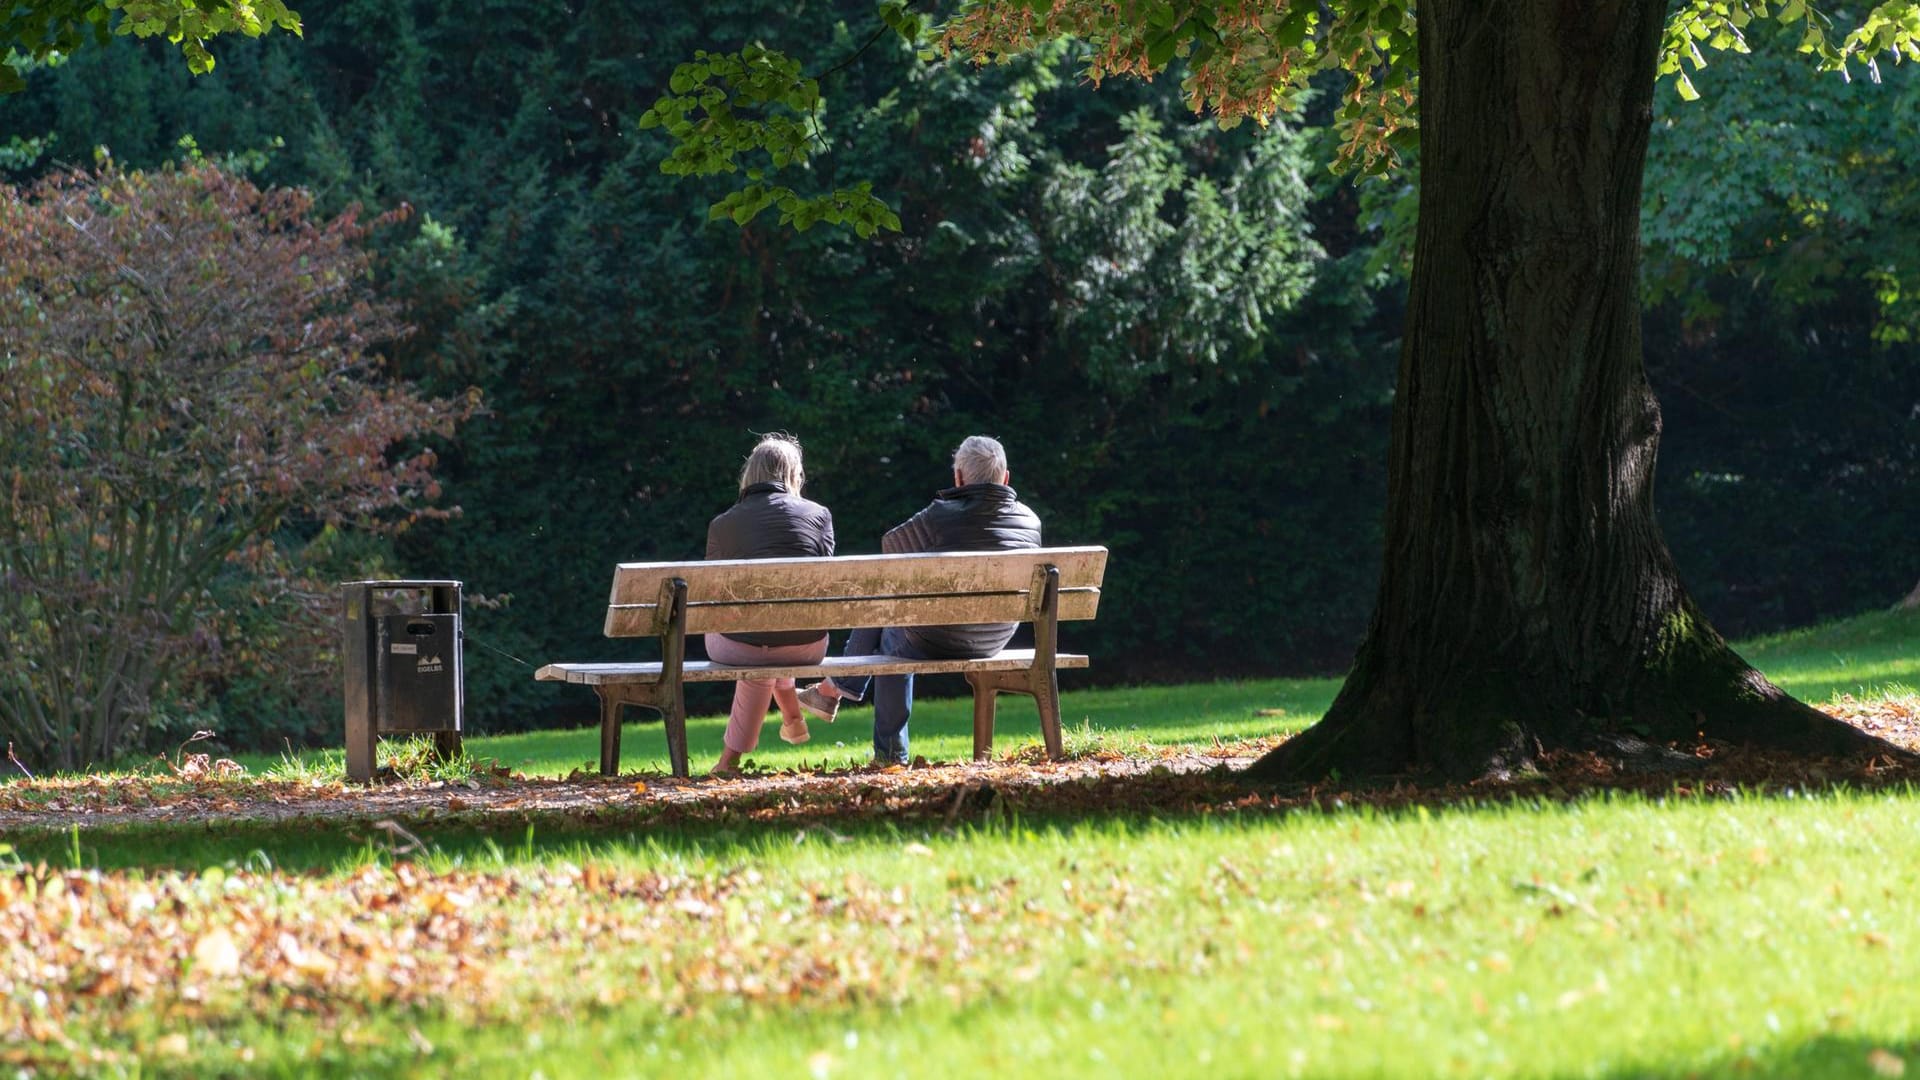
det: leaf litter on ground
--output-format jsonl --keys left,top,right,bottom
{"left": 2, "top": 697, "right": 1918, "bottom": 831}
{"left": 5, "top": 698, "right": 1920, "bottom": 1074}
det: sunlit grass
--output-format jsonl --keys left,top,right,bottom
{"left": 232, "top": 676, "right": 1332, "bottom": 780}
{"left": 224, "top": 606, "right": 1920, "bottom": 781}
{"left": 1742, "top": 606, "right": 1920, "bottom": 703}
{"left": 10, "top": 789, "right": 1920, "bottom": 1077}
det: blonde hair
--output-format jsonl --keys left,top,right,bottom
{"left": 739, "top": 434, "right": 806, "bottom": 494}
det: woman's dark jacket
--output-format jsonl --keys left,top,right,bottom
{"left": 706, "top": 481, "right": 835, "bottom": 646}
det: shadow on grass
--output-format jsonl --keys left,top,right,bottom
{"left": 1587, "top": 1034, "right": 1919, "bottom": 1079}
{"left": 12, "top": 745, "right": 1919, "bottom": 876}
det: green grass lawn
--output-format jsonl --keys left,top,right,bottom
{"left": 234, "top": 605, "right": 1920, "bottom": 780}
{"left": 7, "top": 606, "right": 1920, "bottom": 1077}
{"left": 8, "top": 789, "right": 1920, "bottom": 1077}
{"left": 1740, "top": 606, "right": 1920, "bottom": 703}
{"left": 236, "top": 674, "right": 1334, "bottom": 780}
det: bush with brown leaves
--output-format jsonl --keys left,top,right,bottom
{"left": 0, "top": 162, "right": 464, "bottom": 771}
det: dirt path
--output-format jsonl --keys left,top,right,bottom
{"left": 0, "top": 749, "right": 1258, "bottom": 832}
{"left": 4, "top": 697, "right": 1915, "bottom": 833}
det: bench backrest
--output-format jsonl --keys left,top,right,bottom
{"left": 601, "top": 546, "right": 1108, "bottom": 638}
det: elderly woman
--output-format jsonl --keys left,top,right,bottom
{"left": 705, "top": 434, "right": 835, "bottom": 776}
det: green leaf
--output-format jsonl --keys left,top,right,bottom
{"left": 1275, "top": 7, "right": 1315, "bottom": 50}
{"left": 1675, "top": 71, "right": 1701, "bottom": 100}
{"left": 0, "top": 65, "right": 25, "bottom": 95}
{"left": 1146, "top": 30, "right": 1179, "bottom": 68}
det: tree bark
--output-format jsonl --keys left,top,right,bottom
{"left": 1248, "top": 0, "right": 1893, "bottom": 782}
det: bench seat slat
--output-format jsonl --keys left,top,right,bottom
{"left": 535, "top": 649, "right": 1090, "bottom": 687}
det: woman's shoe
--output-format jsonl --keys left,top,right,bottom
{"left": 779, "top": 716, "right": 811, "bottom": 744}
{"left": 796, "top": 684, "right": 839, "bottom": 723}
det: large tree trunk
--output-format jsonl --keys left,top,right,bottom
{"left": 1248, "top": 0, "right": 1891, "bottom": 782}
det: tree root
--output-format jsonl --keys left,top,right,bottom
{"left": 1245, "top": 663, "right": 1918, "bottom": 787}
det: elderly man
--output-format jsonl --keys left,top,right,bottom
{"left": 798, "top": 435, "right": 1041, "bottom": 765}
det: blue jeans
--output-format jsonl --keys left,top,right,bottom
{"left": 831, "top": 626, "right": 924, "bottom": 764}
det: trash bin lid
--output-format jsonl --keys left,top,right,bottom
{"left": 340, "top": 579, "right": 464, "bottom": 589}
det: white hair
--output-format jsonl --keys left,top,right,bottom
{"left": 739, "top": 434, "right": 805, "bottom": 494}
{"left": 952, "top": 435, "right": 1008, "bottom": 485}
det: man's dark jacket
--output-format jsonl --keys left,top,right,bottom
{"left": 881, "top": 482, "right": 1042, "bottom": 656}
{"left": 706, "top": 481, "right": 835, "bottom": 646}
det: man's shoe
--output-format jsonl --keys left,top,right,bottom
{"left": 779, "top": 716, "right": 811, "bottom": 745}
{"left": 796, "top": 684, "right": 839, "bottom": 723}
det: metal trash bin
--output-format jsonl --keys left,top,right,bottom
{"left": 341, "top": 580, "right": 464, "bottom": 782}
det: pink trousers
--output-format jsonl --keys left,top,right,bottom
{"left": 704, "top": 633, "right": 829, "bottom": 754}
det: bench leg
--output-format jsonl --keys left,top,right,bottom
{"left": 1036, "top": 667, "right": 1064, "bottom": 761}
{"left": 966, "top": 668, "right": 1065, "bottom": 763}
{"left": 596, "top": 685, "right": 686, "bottom": 779}
{"left": 597, "top": 690, "right": 623, "bottom": 777}
{"left": 662, "top": 685, "right": 689, "bottom": 780}
{"left": 966, "top": 673, "right": 999, "bottom": 763}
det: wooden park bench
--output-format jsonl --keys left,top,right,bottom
{"left": 535, "top": 546, "right": 1108, "bottom": 778}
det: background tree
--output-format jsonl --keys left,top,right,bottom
{"left": 0, "top": 0, "right": 300, "bottom": 90}
{"left": 1353, "top": 25, "right": 1920, "bottom": 638}
{"left": 0, "top": 162, "right": 458, "bottom": 770}
{"left": 651, "top": 0, "right": 1920, "bottom": 777}
{"left": 0, "top": 2, "right": 1392, "bottom": 734}
{"left": 1639, "top": 28, "right": 1920, "bottom": 630}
